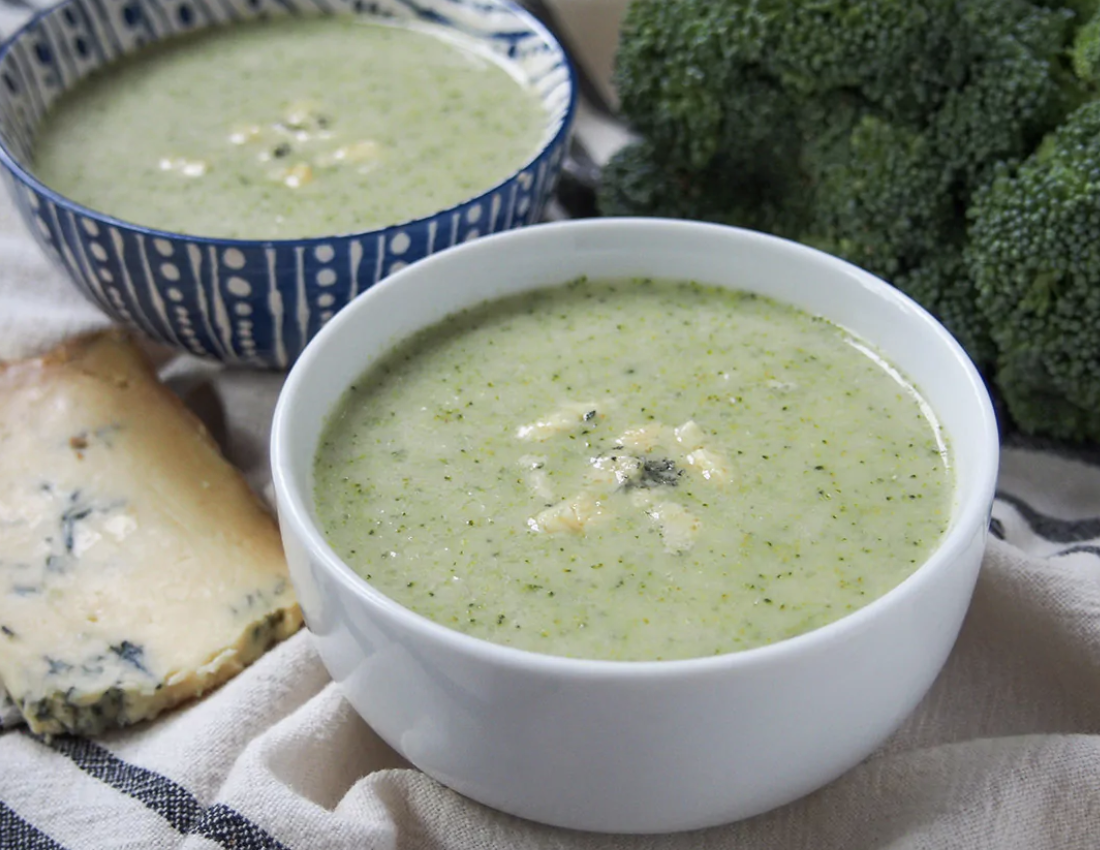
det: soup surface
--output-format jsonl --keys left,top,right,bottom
{"left": 32, "top": 16, "right": 546, "bottom": 239}
{"left": 314, "top": 278, "right": 953, "bottom": 661}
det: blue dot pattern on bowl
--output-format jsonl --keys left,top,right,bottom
{"left": 0, "top": 0, "right": 575, "bottom": 367}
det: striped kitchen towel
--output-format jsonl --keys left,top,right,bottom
{"left": 3, "top": 441, "right": 1100, "bottom": 850}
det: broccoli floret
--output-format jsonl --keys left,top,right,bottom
{"left": 897, "top": 252, "right": 997, "bottom": 369}
{"left": 798, "top": 111, "right": 995, "bottom": 365}
{"left": 612, "top": 0, "right": 790, "bottom": 171}
{"left": 599, "top": 140, "right": 807, "bottom": 237}
{"left": 597, "top": 140, "right": 757, "bottom": 228}
{"left": 932, "top": 2, "right": 1076, "bottom": 191}
{"left": 802, "top": 114, "right": 956, "bottom": 280}
{"left": 1071, "top": 6, "right": 1100, "bottom": 83}
{"left": 967, "top": 101, "right": 1100, "bottom": 441}
{"left": 1051, "top": 0, "right": 1100, "bottom": 22}
{"left": 765, "top": 0, "right": 967, "bottom": 121}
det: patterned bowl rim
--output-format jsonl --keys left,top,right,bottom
{"left": 0, "top": 0, "right": 577, "bottom": 247}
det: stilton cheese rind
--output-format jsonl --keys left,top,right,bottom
{"left": 0, "top": 332, "right": 302, "bottom": 736}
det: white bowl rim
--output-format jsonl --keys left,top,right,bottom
{"left": 271, "top": 216, "right": 1000, "bottom": 680}
{"left": 0, "top": 0, "right": 577, "bottom": 247}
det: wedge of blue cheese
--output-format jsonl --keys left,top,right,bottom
{"left": 0, "top": 332, "right": 302, "bottom": 736}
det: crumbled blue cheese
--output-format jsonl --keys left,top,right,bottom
{"left": 525, "top": 417, "right": 727, "bottom": 548}
{"left": 586, "top": 454, "right": 644, "bottom": 488}
{"left": 516, "top": 402, "right": 604, "bottom": 441}
{"left": 157, "top": 155, "right": 209, "bottom": 177}
{"left": 0, "top": 333, "right": 301, "bottom": 736}
{"left": 517, "top": 454, "right": 555, "bottom": 500}
{"left": 528, "top": 491, "right": 610, "bottom": 535}
{"left": 629, "top": 491, "right": 701, "bottom": 554}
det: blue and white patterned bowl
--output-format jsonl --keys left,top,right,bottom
{"left": 0, "top": 0, "right": 575, "bottom": 367}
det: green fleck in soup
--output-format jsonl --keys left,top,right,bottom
{"left": 313, "top": 278, "right": 954, "bottom": 661}
{"left": 32, "top": 16, "right": 547, "bottom": 239}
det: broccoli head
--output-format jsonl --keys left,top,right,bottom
{"left": 602, "top": 0, "right": 1100, "bottom": 437}
{"left": 967, "top": 101, "right": 1100, "bottom": 441}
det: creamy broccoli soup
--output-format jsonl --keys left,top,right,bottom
{"left": 314, "top": 278, "right": 953, "bottom": 661}
{"left": 32, "top": 17, "right": 546, "bottom": 239}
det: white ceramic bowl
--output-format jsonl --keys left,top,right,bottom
{"left": 270, "top": 218, "right": 999, "bottom": 834}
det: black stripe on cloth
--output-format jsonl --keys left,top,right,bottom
{"left": 995, "top": 491, "right": 1100, "bottom": 543}
{"left": 0, "top": 800, "right": 71, "bottom": 850}
{"left": 191, "top": 803, "right": 293, "bottom": 850}
{"left": 44, "top": 735, "right": 201, "bottom": 831}
{"left": 1051, "top": 544, "right": 1100, "bottom": 560}
{"left": 34, "top": 734, "right": 291, "bottom": 850}
{"left": 989, "top": 516, "right": 1006, "bottom": 540}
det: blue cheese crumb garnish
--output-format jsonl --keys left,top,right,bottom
{"left": 524, "top": 416, "right": 726, "bottom": 552}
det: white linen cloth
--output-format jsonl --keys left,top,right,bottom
{"left": 3, "top": 2, "right": 1100, "bottom": 847}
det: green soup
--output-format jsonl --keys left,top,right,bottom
{"left": 314, "top": 278, "right": 953, "bottom": 661}
{"left": 32, "top": 17, "right": 546, "bottom": 239}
